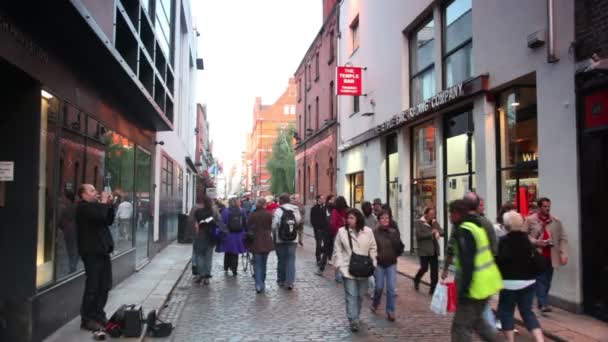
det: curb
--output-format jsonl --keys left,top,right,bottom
{"left": 136, "top": 259, "right": 192, "bottom": 342}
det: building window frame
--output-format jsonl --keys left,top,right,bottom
{"left": 315, "top": 52, "right": 320, "bottom": 81}
{"left": 409, "top": 17, "right": 436, "bottom": 107}
{"left": 328, "top": 30, "right": 335, "bottom": 64}
{"left": 353, "top": 95, "right": 360, "bottom": 115}
{"left": 350, "top": 15, "right": 360, "bottom": 55}
{"left": 348, "top": 171, "right": 364, "bottom": 208}
{"left": 315, "top": 96, "right": 320, "bottom": 130}
{"left": 329, "top": 81, "right": 335, "bottom": 120}
{"left": 442, "top": 0, "right": 473, "bottom": 88}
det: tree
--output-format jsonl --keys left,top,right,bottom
{"left": 266, "top": 125, "right": 296, "bottom": 195}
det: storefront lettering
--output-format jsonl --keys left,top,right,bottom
{"left": 0, "top": 13, "right": 49, "bottom": 63}
{"left": 521, "top": 152, "right": 538, "bottom": 162}
{"left": 376, "top": 82, "right": 466, "bottom": 133}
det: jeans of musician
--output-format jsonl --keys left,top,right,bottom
{"left": 254, "top": 253, "right": 269, "bottom": 291}
{"left": 194, "top": 244, "right": 214, "bottom": 277}
{"left": 344, "top": 278, "right": 368, "bottom": 322}
{"left": 373, "top": 264, "right": 397, "bottom": 314}
{"left": 276, "top": 243, "right": 296, "bottom": 286}
{"left": 81, "top": 254, "right": 112, "bottom": 322}
{"left": 536, "top": 258, "right": 554, "bottom": 308}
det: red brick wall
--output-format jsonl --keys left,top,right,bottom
{"left": 323, "top": 0, "right": 338, "bottom": 22}
{"left": 575, "top": 0, "right": 608, "bottom": 60}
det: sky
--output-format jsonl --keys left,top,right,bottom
{"left": 191, "top": 0, "right": 322, "bottom": 173}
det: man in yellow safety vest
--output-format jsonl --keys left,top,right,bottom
{"left": 448, "top": 199, "right": 504, "bottom": 342}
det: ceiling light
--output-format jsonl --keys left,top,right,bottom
{"left": 511, "top": 102, "right": 520, "bottom": 107}
{"left": 41, "top": 90, "right": 54, "bottom": 100}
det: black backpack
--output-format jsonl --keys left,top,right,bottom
{"left": 227, "top": 207, "right": 243, "bottom": 232}
{"left": 278, "top": 207, "right": 298, "bottom": 241}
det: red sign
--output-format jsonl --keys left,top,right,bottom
{"left": 585, "top": 88, "right": 608, "bottom": 130}
{"left": 337, "top": 66, "right": 362, "bottom": 96}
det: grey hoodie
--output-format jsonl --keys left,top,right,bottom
{"left": 272, "top": 203, "right": 303, "bottom": 244}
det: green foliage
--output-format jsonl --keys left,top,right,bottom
{"left": 266, "top": 125, "right": 296, "bottom": 195}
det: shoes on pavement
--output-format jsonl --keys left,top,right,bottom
{"left": 350, "top": 320, "right": 360, "bottom": 332}
{"left": 80, "top": 320, "right": 102, "bottom": 332}
{"left": 315, "top": 269, "right": 324, "bottom": 276}
{"left": 194, "top": 275, "right": 203, "bottom": 284}
{"left": 387, "top": 312, "right": 396, "bottom": 322}
{"left": 286, "top": 285, "right": 294, "bottom": 291}
{"left": 277, "top": 282, "right": 285, "bottom": 287}
{"left": 256, "top": 288, "right": 263, "bottom": 294}
{"left": 370, "top": 305, "right": 378, "bottom": 314}
{"left": 413, "top": 279, "right": 420, "bottom": 291}
{"left": 203, "top": 278, "right": 210, "bottom": 285}
{"left": 232, "top": 270, "right": 238, "bottom": 277}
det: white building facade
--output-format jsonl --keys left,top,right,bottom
{"left": 337, "top": 0, "right": 580, "bottom": 311}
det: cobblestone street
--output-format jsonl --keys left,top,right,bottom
{"left": 150, "top": 234, "right": 540, "bottom": 342}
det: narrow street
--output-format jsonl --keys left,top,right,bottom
{"left": 152, "top": 234, "right": 537, "bottom": 342}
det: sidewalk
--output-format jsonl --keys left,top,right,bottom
{"left": 303, "top": 224, "right": 608, "bottom": 342}
{"left": 44, "top": 242, "right": 192, "bottom": 342}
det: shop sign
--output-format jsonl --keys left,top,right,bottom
{"left": 0, "top": 13, "right": 49, "bottom": 63}
{"left": 0, "top": 161, "right": 14, "bottom": 181}
{"left": 337, "top": 66, "right": 362, "bottom": 96}
{"left": 585, "top": 88, "right": 608, "bottom": 130}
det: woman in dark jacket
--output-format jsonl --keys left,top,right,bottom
{"left": 496, "top": 211, "right": 544, "bottom": 342}
{"left": 413, "top": 207, "right": 444, "bottom": 294}
{"left": 370, "top": 210, "right": 404, "bottom": 321}
{"left": 247, "top": 198, "right": 274, "bottom": 293}
{"left": 193, "top": 195, "right": 223, "bottom": 285}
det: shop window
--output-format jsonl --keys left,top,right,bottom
{"left": 386, "top": 134, "right": 399, "bottom": 222}
{"left": 411, "top": 121, "right": 437, "bottom": 252}
{"left": 443, "top": 0, "right": 472, "bottom": 87}
{"left": 37, "top": 90, "right": 60, "bottom": 288}
{"left": 349, "top": 172, "right": 364, "bottom": 208}
{"left": 496, "top": 87, "right": 538, "bottom": 215}
{"left": 410, "top": 18, "right": 436, "bottom": 105}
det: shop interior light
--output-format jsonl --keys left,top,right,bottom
{"left": 511, "top": 101, "right": 520, "bottom": 107}
{"left": 41, "top": 90, "right": 54, "bottom": 100}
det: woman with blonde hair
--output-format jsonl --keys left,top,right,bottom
{"left": 496, "top": 210, "right": 545, "bottom": 342}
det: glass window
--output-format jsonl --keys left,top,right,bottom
{"left": 445, "top": 111, "right": 475, "bottom": 175}
{"left": 103, "top": 130, "right": 135, "bottom": 254}
{"left": 413, "top": 122, "right": 436, "bottom": 178}
{"left": 353, "top": 95, "right": 360, "bottom": 114}
{"left": 444, "top": 0, "right": 472, "bottom": 87}
{"left": 349, "top": 172, "right": 364, "bottom": 208}
{"left": 350, "top": 16, "right": 359, "bottom": 53}
{"left": 497, "top": 87, "right": 538, "bottom": 215}
{"left": 37, "top": 90, "right": 60, "bottom": 288}
{"left": 315, "top": 52, "right": 320, "bottom": 80}
{"left": 410, "top": 19, "right": 435, "bottom": 105}
{"left": 155, "top": 0, "right": 173, "bottom": 58}
{"left": 412, "top": 179, "right": 437, "bottom": 221}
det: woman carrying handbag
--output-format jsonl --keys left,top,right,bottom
{"left": 333, "top": 209, "right": 377, "bottom": 332}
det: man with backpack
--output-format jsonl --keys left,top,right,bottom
{"left": 272, "top": 193, "right": 302, "bottom": 290}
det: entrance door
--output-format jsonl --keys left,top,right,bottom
{"left": 134, "top": 147, "right": 152, "bottom": 266}
{"left": 386, "top": 134, "right": 399, "bottom": 223}
{"left": 581, "top": 129, "right": 608, "bottom": 322}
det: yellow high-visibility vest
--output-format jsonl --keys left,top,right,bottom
{"left": 453, "top": 221, "right": 503, "bottom": 299}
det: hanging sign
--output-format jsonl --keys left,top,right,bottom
{"left": 337, "top": 66, "right": 363, "bottom": 96}
{"left": 0, "top": 161, "right": 14, "bottom": 181}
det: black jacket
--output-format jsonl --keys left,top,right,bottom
{"left": 374, "top": 226, "right": 404, "bottom": 267}
{"left": 76, "top": 201, "right": 115, "bottom": 256}
{"left": 496, "top": 231, "right": 538, "bottom": 280}
{"left": 310, "top": 204, "right": 327, "bottom": 232}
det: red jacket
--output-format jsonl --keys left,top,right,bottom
{"left": 330, "top": 208, "right": 347, "bottom": 237}
{"left": 266, "top": 202, "right": 279, "bottom": 214}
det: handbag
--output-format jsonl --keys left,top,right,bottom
{"left": 430, "top": 283, "right": 448, "bottom": 315}
{"left": 446, "top": 281, "right": 457, "bottom": 312}
{"left": 146, "top": 310, "right": 173, "bottom": 338}
{"left": 347, "top": 229, "right": 375, "bottom": 278}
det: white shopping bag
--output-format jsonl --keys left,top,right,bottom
{"left": 430, "top": 283, "right": 448, "bottom": 315}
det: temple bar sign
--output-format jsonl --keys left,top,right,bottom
{"left": 375, "top": 75, "right": 488, "bottom": 134}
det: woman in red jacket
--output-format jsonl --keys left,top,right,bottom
{"left": 330, "top": 196, "right": 348, "bottom": 282}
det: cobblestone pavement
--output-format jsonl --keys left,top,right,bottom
{"left": 151, "top": 235, "right": 537, "bottom": 342}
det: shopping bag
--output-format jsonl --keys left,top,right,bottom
{"left": 482, "top": 302, "right": 497, "bottom": 332}
{"left": 430, "top": 283, "right": 448, "bottom": 315}
{"left": 446, "top": 281, "right": 457, "bottom": 312}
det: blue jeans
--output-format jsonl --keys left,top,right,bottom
{"left": 536, "top": 259, "right": 554, "bottom": 308}
{"left": 498, "top": 284, "right": 541, "bottom": 331}
{"left": 373, "top": 265, "right": 397, "bottom": 314}
{"left": 344, "top": 278, "right": 368, "bottom": 322}
{"left": 254, "top": 253, "right": 269, "bottom": 291}
{"left": 194, "top": 244, "right": 214, "bottom": 277}
{"left": 276, "top": 243, "right": 296, "bottom": 286}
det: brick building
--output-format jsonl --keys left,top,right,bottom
{"left": 574, "top": 0, "right": 608, "bottom": 321}
{"left": 248, "top": 79, "right": 297, "bottom": 197}
{"left": 195, "top": 103, "right": 213, "bottom": 200}
{"left": 294, "top": 0, "right": 339, "bottom": 205}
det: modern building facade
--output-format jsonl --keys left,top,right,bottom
{"left": 0, "top": 1, "right": 199, "bottom": 340}
{"left": 336, "top": 0, "right": 580, "bottom": 312}
{"left": 294, "top": 0, "right": 339, "bottom": 206}
{"left": 574, "top": 0, "right": 608, "bottom": 322}
{"left": 247, "top": 79, "right": 297, "bottom": 198}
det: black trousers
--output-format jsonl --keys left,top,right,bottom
{"left": 313, "top": 228, "right": 324, "bottom": 264}
{"left": 81, "top": 254, "right": 112, "bottom": 322}
{"left": 319, "top": 234, "right": 335, "bottom": 271}
{"left": 224, "top": 253, "right": 238, "bottom": 273}
{"left": 414, "top": 255, "right": 439, "bottom": 292}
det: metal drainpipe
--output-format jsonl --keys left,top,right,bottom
{"left": 547, "top": 0, "right": 559, "bottom": 63}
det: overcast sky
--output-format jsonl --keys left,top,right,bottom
{"left": 192, "top": 0, "right": 321, "bottom": 172}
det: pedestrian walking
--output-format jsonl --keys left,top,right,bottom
{"left": 334, "top": 209, "right": 377, "bottom": 332}
{"left": 414, "top": 207, "right": 444, "bottom": 294}
{"left": 370, "top": 210, "right": 403, "bottom": 321}
{"left": 115, "top": 195, "right": 133, "bottom": 240}
{"left": 362, "top": 201, "right": 378, "bottom": 231}
{"left": 193, "top": 195, "right": 223, "bottom": 285}
{"left": 75, "top": 184, "right": 115, "bottom": 331}
{"left": 448, "top": 199, "right": 503, "bottom": 342}
{"left": 317, "top": 195, "right": 335, "bottom": 275}
{"left": 272, "top": 193, "right": 302, "bottom": 290}
{"left": 218, "top": 198, "right": 248, "bottom": 276}
{"left": 330, "top": 196, "right": 349, "bottom": 282}
{"left": 526, "top": 197, "right": 568, "bottom": 314}
{"left": 310, "top": 195, "right": 327, "bottom": 271}
{"left": 247, "top": 198, "right": 274, "bottom": 293}
{"left": 496, "top": 211, "right": 545, "bottom": 342}
{"left": 381, "top": 204, "right": 399, "bottom": 230}
{"left": 372, "top": 198, "right": 383, "bottom": 220}
{"left": 494, "top": 203, "right": 516, "bottom": 239}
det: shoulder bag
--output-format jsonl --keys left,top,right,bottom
{"left": 347, "top": 229, "right": 375, "bottom": 278}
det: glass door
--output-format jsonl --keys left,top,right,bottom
{"left": 386, "top": 134, "right": 399, "bottom": 224}
{"left": 444, "top": 110, "right": 475, "bottom": 242}
{"left": 135, "top": 147, "right": 152, "bottom": 266}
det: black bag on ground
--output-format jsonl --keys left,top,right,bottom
{"left": 227, "top": 207, "right": 243, "bottom": 232}
{"left": 278, "top": 207, "right": 298, "bottom": 241}
{"left": 347, "top": 229, "right": 375, "bottom": 278}
{"left": 146, "top": 310, "right": 173, "bottom": 338}
{"left": 123, "top": 305, "right": 144, "bottom": 337}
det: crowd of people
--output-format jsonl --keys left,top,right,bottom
{"left": 185, "top": 190, "right": 568, "bottom": 341}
